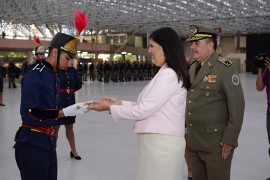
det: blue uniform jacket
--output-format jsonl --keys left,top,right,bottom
{"left": 58, "top": 67, "right": 82, "bottom": 108}
{"left": 57, "top": 67, "right": 82, "bottom": 125}
{"left": 14, "top": 60, "right": 60, "bottom": 150}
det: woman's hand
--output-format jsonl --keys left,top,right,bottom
{"left": 88, "top": 97, "right": 122, "bottom": 112}
{"left": 101, "top": 97, "right": 122, "bottom": 105}
{"left": 88, "top": 100, "right": 110, "bottom": 112}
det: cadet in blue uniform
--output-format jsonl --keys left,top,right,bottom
{"left": 55, "top": 65, "right": 83, "bottom": 160}
{"left": 21, "top": 46, "right": 46, "bottom": 85}
{"left": 14, "top": 32, "right": 90, "bottom": 180}
{"left": 26, "top": 46, "right": 46, "bottom": 72}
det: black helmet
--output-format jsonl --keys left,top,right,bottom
{"left": 49, "top": 32, "right": 79, "bottom": 58}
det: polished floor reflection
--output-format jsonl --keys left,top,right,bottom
{"left": 0, "top": 72, "right": 269, "bottom": 180}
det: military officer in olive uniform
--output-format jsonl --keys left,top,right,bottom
{"left": 185, "top": 25, "right": 245, "bottom": 180}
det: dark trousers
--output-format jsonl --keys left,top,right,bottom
{"left": 267, "top": 113, "right": 270, "bottom": 156}
{"left": 189, "top": 148, "right": 233, "bottom": 180}
{"left": 89, "top": 71, "right": 94, "bottom": 81}
{"left": 15, "top": 142, "right": 57, "bottom": 180}
{"left": 8, "top": 76, "right": 16, "bottom": 88}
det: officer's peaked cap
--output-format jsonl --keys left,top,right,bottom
{"left": 186, "top": 25, "right": 218, "bottom": 42}
{"left": 49, "top": 32, "right": 79, "bottom": 58}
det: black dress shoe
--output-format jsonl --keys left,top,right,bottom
{"left": 70, "top": 151, "right": 81, "bottom": 160}
{"left": 188, "top": 176, "right": 193, "bottom": 180}
{"left": 0, "top": 103, "right": 5, "bottom": 106}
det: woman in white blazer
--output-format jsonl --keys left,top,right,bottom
{"left": 90, "top": 27, "right": 191, "bottom": 180}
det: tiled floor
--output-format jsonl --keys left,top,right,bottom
{"left": 0, "top": 72, "right": 269, "bottom": 180}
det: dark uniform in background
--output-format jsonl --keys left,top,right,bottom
{"left": 21, "top": 60, "right": 29, "bottom": 77}
{"left": 82, "top": 63, "right": 88, "bottom": 81}
{"left": 7, "top": 60, "right": 19, "bottom": 88}
{"left": 103, "top": 61, "right": 112, "bottom": 83}
{"left": 89, "top": 63, "right": 95, "bottom": 81}
{"left": 26, "top": 46, "right": 46, "bottom": 74}
{"left": 185, "top": 25, "right": 245, "bottom": 180}
{"left": 125, "top": 60, "right": 132, "bottom": 81}
{"left": 118, "top": 60, "right": 126, "bottom": 82}
{"left": 56, "top": 67, "right": 82, "bottom": 159}
{"left": 13, "top": 32, "right": 80, "bottom": 180}
{"left": 77, "top": 63, "right": 84, "bottom": 82}
{"left": 132, "top": 61, "right": 138, "bottom": 81}
{"left": 111, "top": 61, "right": 119, "bottom": 82}
{"left": 57, "top": 67, "right": 82, "bottom": 124}
{"left": 0, "top": 64, "right": 6, "bottom": 106}
{"left": 96, "top": 61, "right": 104, "bottom": 82}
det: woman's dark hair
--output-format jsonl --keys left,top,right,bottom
{"left": 149, "top": 27, "right": 191, "bottom": 90}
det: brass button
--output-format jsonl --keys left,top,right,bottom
{"left": 191, "top": 89, "right": 194, "bottom": 92}
{"left": 188, "top": 112, "right": 192, "bottom": 115}
{"left": 190, "top": 123, "right": 193, "bottom": 127}
{"left": 207, "top": 86, "right": 209, "bottom": 89}
{"left": 28, "top": 109, "right": 32, "bottom": 112}
{"left": 214, "top": 129, "right": 218, "bottom": 132}
{"left": 205, "top": 92, "right": 209, "bottom": 96}
{"left": 188, "top": 100, "right": 192, "bottom": 104}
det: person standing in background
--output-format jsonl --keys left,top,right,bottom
{"left": 0, "top": 63, "right": 6, "bottom": 106}
{"left": 27, "top": 46, "right": 46, "bottom": 72}
{"left": 20, "top": 46, "right": 46, "bottom": 86}
{"left": 256, "top": 57, "right": 270, "bottom": 158}
{"left": 7, "top": 60, "right": 17, "bottom": 88}
{"left": 55, "top": 61, "right": 83, "bottom": 160}
{"left": 89, "top": 62, "right": 95, "bottom": 81}
{"left": 185, "top": 25, "right": 245, "bottom": 180}
{"left": 2, "top": 31, "right": 6, "bottom": 38}
{"left": 82, "top": 63, "right": 88, "bottom": 81}
{"left": 21, "top": 60, "right": 29, "bottom": 77}
{"left": 33, "top": 46, "right": 46, "bottom": 61}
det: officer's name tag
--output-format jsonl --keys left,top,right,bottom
{"left": 203, "top": 75, "right": 217, "bottom": 83}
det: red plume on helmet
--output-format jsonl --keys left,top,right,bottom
{"left": 74, "top": 10, "right": 88, "bottom": 35}
{"left": 33, "top": 36, "right": 41, "bottom": 45}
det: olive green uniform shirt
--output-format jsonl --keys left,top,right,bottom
{"left": 186, "top": 52, "right": 245, "bottom": 152}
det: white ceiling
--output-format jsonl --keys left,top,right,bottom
{"left": 0, "top": 0, "right": 269, "bottom": 39}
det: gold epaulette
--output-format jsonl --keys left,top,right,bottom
{"left": 218, "top": 57, "right": 233, "bottom": 67}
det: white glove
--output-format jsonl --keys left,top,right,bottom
{"left": 63, "top": 102, "right": 91, "bottom": 117}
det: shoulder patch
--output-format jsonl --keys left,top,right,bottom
{"left": 232, "top": 74, "right": 240, "bottom": 85}
{"left": 218, "top": 57, "right": 233, "bottom": 67}
{"left": 32, "top": 63, "right": 46, "bottom": 72}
